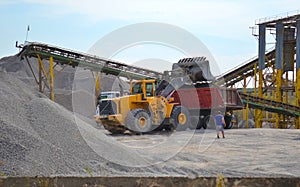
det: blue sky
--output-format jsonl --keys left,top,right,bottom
{"left": 1, "top": 0, "right": 300, "bottom": 73}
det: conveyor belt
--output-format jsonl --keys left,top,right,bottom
{"left": 216, "top": 48, "right": 275, "bottom": 87}
{"left": 18, "top": 42, "right": 163, "bottom": 80}
{"left": 239, "top": 92, "right": 300, "bottom": 117}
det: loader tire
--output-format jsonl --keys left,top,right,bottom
{"left": 126, "top": 109, "right": 152, "bottom": 133}
{"left": 171, "top": 106, "right": 190, "bottom": 131}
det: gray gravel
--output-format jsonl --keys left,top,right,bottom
{"left": 0, "top": 72, "right": 163, "bottom": 176}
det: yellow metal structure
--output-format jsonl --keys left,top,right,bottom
{"left": 275, "top": 69, "right": 283, "bottom": 128}
{"left": 243, "top": 76, "right": 249, "bottom": 128}
{"left": 49, "top": 56, "right": 54, "bottom": 101}
{"left": 95, "top": 72, "right": 100, "bottom": 106}
{"left": 36, "top": 54, "right": 55, "bottom": 101}
{"left": 254, "top": 63, "right": 257, "bottom": 97}
{"left": 296, "top": 68, "right": 300, "bottom": 128}
{"left": 37, "top": 54, "right": 49, "bottom": 82}
{"left": 255, "top": 70, "right": 263, "bottom": 128}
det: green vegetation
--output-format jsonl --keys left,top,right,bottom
{"left": 84, "top": 167, "right": 93, "bottom": 177}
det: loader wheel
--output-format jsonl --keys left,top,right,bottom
{"left": 171, "top": 106, "right": 190, "bottom": 131}
{"left": 126, "top": 109, "right": 152, "bottom": 133}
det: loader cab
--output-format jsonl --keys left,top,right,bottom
{"left": 130, "top": 80, "right": 156, "bottom": 98}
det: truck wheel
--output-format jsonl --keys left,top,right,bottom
{"left": 171, "top": 106, "right": 190, "bottom": 131}
{"left": 126, "top": 109, "right": 152, "bottom": 133}
{"left": 196, "top": 118, "right": 203, "bottom": 129}
{"left": 203, "top": 115, "right": 214, "bottom": 129}
{"left": 202, "top": 119, "right": 207, "bottom": 129}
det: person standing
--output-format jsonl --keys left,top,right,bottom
{"left": 214, "top": 111, "right": 226, "bottom": 139}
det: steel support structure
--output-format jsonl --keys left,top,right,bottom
{"left": 38, "top": 57, "right": 42, "bottom": 92}
{"left": 256, "top": 24, "right": 266, "bottom": 128}
{"left": 49, "top": 56, "right": 54, "bottom": 101}
{"left": 36, "top": 54, "right": 55, "bottom": 101}
{"left": 296, "top": 21, "right": 300, "bottom": 128}
{"left": 215, "top": 12, "right": 300, "bottom": 128}
{"left": 243, "top": 76, "right": 249, "bottom": 128}
{"left": 275, "top": 22, "right": 284, "bottom": 128}
{"left": 95, "top": 72, "right": 100, "bottom": 107}
{"left": 253, "top": 63, "right": 257, "bottom": 97}
{"left": 18, "top": 42, "right": 166, "bottom": 107}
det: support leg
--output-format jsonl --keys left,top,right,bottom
{"left": 49, "top": 56, "right": 54, "bottom": 101}
{"left": 276, "top": 69, "right": 283, "bottom": 128}
{"left": 255, "top": 70, "right": 263, "bottom": 128}
{"left": 95, "top": 71, "right": 100, "bottom": 107}
{"left": 38, "top": 58, "right": 42, "bottom": 92}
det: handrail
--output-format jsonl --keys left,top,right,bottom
{"left": 239, "top": 92, "right": 300, "bottom": 117}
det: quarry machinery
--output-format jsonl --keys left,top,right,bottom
{"left": 94, "top": 57, "right": 243, "bottom": 134}
{"left": 17, "top": 41, "right": 300, "bottom": 129}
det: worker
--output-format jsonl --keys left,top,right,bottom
{"left": 224, "top": 111, "right": 232, "bottom": 127}
{"left": 214, "top": 111, "right": 226, "bottom": 139}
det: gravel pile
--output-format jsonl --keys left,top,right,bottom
{"left": 0, "top": 71, "right": 167, "bottom": 176}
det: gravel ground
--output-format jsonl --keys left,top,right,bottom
{"left": 1, "top": 56, "right": 300, "bottom": 178}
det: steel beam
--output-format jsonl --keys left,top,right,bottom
{"left": 25, "top": 56, "right": 39, "bottom": 85}
{"left": 38, "top": 58, "right": 42, "bottom": 92}
{"left": 256, "top": 25, "right": 266, "bottom": 128}
{"left": 275, "top": 22, "right": 284, "bottom": 70}
{"left": 258, "top": 24, "right": 266, "bottom": 70}
{"left": 245, "top": 102, "right": 249, "bottom": 128}
{"left": 37, "top": 54, "right": 49, "bottom": 82}
{"left": 255, "top": 70, "right": 263, "bottom": 128}
{"left": 254, "top": 63, "right": 257, "bottom": 96}
{"left": 275, "top": 22, "right": 284, "bottom": 128}
{"left": 49, "top": 56, "right": 54, "bottom": 101}
{"left": 18, "top": 42, "right": 163, "bottom": 81}
{"left": 275, "top": 69, "right": 283, "bottom": 128}
{"left": 95, "top": 72, "right": 100, "bottom": 107}
{"left": 297, "top": 68, "right": 300, "bottom": 128}
{"left": 243, "top": 76, "right": 249, "bottom": 128}
{"left": 296, "top": 21, "right": 300, "bottom": 128}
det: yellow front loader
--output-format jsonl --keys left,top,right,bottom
{"left": 94, "top": 79, "right": 190, "bottom": 134}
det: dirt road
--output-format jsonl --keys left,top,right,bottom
{"left": 104, "top": 128, "right": 300, "bottom": 177}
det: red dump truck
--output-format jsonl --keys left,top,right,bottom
{"left": 167, "top": 83, "right": 243, "bottom": 129}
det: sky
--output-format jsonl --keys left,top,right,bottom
{"left": 1, "top": 0, "right": 300, "bottom": 74}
